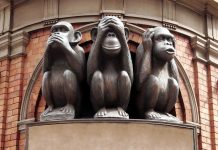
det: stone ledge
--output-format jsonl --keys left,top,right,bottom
{"left": 26, "top": 119, "right": 198, "bottom": 150}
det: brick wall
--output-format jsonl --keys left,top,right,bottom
{"left": 0, "top": 24, "right": 217, "bottom": 150}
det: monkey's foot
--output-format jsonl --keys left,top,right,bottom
{"left": 40, "top": 105, "right": 75, "bottom": 121}
{"left": 145, "top": 110, "right": 162, "bottom": 120}
{"left": 144, "top": 111, "right": 182, "bottom": 123}
{"left": 94, "top": 107, "right": 107, "bottom": 118}
{"left": 42, "top": 106, "right": 53, "bottom": 115}
{"left": 164, "top": 113, "right": 182, "bottom": 123}
{"left": 94, "top": 107, "right": 129, "bottom": 119}
{"left": 60, "top": 104, "right": 75, "bottom": 114}
{"left": 117, "top": 107, "right": 129, "bottom": 118}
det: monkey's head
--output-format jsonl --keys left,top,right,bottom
{"left": 91, "top": 16, "right": 129, "bottom": 56}
{"left": 50, "top": 21, "right": 82, "bottom": 48}
{"left": 152, "top": 27, "right": 175, "bottom": 62}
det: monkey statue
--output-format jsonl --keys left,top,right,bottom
{"left": 40, "top": 21, "right": 85, "bottom": 121}
{"left": 87, "top": 16, "right": 133, "bottom": 119}
{"left": 135, "top": 27, "right": 180, "bottom": 122}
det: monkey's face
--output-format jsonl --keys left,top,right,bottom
{"left": 102, "top": 31, "right": 121, "bottom": 56}
{"left": 47, "top": 21, "right": 79, "bottom": 51}
{"left": 153, "top": 28, "right": 175, "bottom": 62}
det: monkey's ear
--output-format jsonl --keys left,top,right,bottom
{"left": 71, "top": 31, "right": 82, "bottom": 46}
{"left": 91, "top": 27, "right": 97, "bottom": 42}
{"left": 124, "top": 27, "right": 129, "bottom": 41}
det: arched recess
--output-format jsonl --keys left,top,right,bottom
{"left": 19, "top": 22, "right": 200, "bottom": 125}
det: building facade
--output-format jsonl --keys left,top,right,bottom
{"left": 0, "top": 0, "right": 218, "bottom": 149}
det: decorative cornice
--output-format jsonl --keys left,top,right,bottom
{"left": 0, "top": 31, "right": 29, "bottom": 60}
{"left": 13, "top": 0, "right": 28, "bottom": 6}
{"left": 191, "top": 36, "right": 208, "bottom": 62}
{"left": 76, "top": 22, "right": 98, "bottom": 33}
{"left": 0, "top": 32, "right": 10, "bottom": 58}
{"left": 11, "top": 30, "right": 29, "bottom": 56}
{"left": 162, "top": 22, "right": 177, "bottom": 30}
{"left": 126, "top": 23, "right": 145, "bottom": 35}
{"left": 191, "top": 36, "right": 218, "bottom": 66}
{"left": 207, "top": 39, "right": 218, "bottom": 66}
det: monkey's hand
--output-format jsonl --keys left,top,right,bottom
{"left": 142, "top": 29, "right": 154, "bottom": 52}
{"left": 47, "top": 33, "right": 73, "bottom": 52}
{"left": 106, "top": 17, "right": 126, "bottom": 39}
{"left": 96, "top": 17, "right": 111, "bottom": 40}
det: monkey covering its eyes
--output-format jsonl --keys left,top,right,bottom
{"left": 40, "top": 21, "right": 85, "bottom": 121}
{"left": 135, "top": 27, "right": 180, "bottom": 122}
{"left": 87, "top": 16, "right": 133, "bottom": 119}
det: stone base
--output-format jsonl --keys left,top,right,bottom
{"left": 26, "top": 120, "right": 197, "bottom": 150}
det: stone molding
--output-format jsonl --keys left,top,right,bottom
{"left": 0, "top": 30, "right": 29, "bottom": 60}
{"left": 8, "top": 0, "right": 218, "bottom": 42}
{"left": 191, "top": 36, "right": 218, "bottom": 66}
{"left": 10, "top": 30, "right": 29, "bottom": 57}
{"left": 18, "top": 118, "right": 35, "bottom": 131}
{"left": 207, "top": 39, "right": 218, "bottom": 66}
{"left": 43, "top": 0, "right": 59, "bottom": 25}
{"left": 191, "top": 36, "right": 207, "bottom": 62}
{"left": 0, "top": 32, "right": 10, "bottom": 59}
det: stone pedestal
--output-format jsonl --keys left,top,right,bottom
{"left": 26, "top": 120, "right": 197, "bottom": 150}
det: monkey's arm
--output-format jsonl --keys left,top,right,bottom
{"left": 49, "top": 34, "right": 85, "bottom": 80}
{"left": 43, "top": 47, "right": 52, "bottom": 73}
{"left": 135, "top": 30, "right": 154, "bottom": 90}
{"left": 87, "top": 42, "right": 101, "bottom": 84}
{"left": 87, "top": 21, "right": 109, "bottom": 84}
{"left": 109, "top": 22, "right": 133, "bottom": 83}
{"left": 169, "top": 59, "right": 179, "bottom": 83}
{"left": 136, "top": 47, "right": 151, "bottom": 90}
{"left": 121, "top": 43, "right": 134, "bottom": 84}
{"left": 65, "top": 45, "right": 85, "bottom": 81}
{"left": 135, "top": 44, "right": 145, "bottom": 88}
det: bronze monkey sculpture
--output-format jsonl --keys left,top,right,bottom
{"left": 135, "top": 27, "right": 180, "bottom": 122}
{"left": 40, "top": 21, "right": 85, "bottom": 121}
{"left": 87, "top": 16, "right": 133, "bottom": 119}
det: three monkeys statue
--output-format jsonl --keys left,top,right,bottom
{"left": 40, "top": 16, "right": 180, "bottom": 123}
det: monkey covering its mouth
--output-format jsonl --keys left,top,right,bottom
{"left": 41, "top": 21, "right": 85, "bottom": 121}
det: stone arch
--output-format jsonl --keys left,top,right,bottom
{"left": 175, "top": 58, "right": 200, "bottom": 123}
{"left": 19, "top": 22, "right": 199, "bottom": 124}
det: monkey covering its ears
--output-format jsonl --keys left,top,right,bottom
{"left": 135, "top": 27, "right": 180, "bottom": 122}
